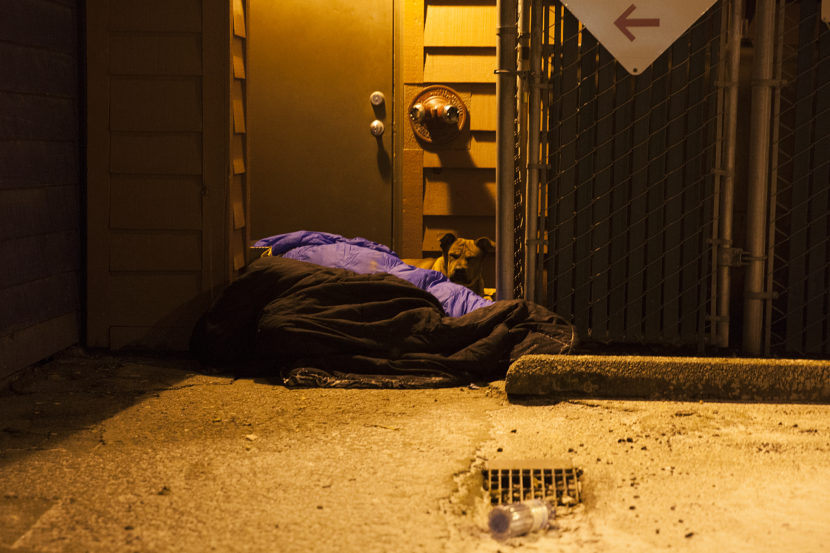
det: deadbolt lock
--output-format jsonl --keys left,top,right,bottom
{"left": 369, "top": 91, "right": 386, "bottom": 106}
{"left": 408, "top": 85, "right": 468, "bottom": 144}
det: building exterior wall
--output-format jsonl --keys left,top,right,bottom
{"left": 0, "top": 0, "right": 82, "bottom": 378}
{"left": 86, "top": 0, "right": 237, "bottom": 350}
{"left": 401, "top": 0, "right": 498, "bottom": 259}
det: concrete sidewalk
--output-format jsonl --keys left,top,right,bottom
{"left": 1, "top": 349, "right": 829, "bottom": 552}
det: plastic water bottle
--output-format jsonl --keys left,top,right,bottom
{"left": 488, "top": 499, "right": 554, "bottom": 541}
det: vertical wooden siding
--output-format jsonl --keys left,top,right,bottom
{"left": 402, "top": 0, "right": 498, "bottom": 257}
{"left": 229, "top": 0, "right": 249, "bottom": 275}
{"left": 0, "top": 0, "right": 82, "bottom": 378}
{"left": 87, "top": 0, "right": 230, "bottom": 349}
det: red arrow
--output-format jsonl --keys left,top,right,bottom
{"left": 614, "top": 4, "right": 660, "bottom": 42}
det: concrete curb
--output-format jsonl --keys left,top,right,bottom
{"left": 505, "top": 355, "right": 830, "bottom": 402}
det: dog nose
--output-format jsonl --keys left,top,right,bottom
{"left": 451, "top": 269, "right": 467, "bottom": 282}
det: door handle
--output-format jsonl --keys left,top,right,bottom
{"left": 370, "top": 119, "right": 385, "bottom": 137}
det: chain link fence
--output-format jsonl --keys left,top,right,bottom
{"left": 768, "top": 0, "right": 830, "bottom": 355}
{"left": 514, "top": 102, "right": 526, "bottom": 299}
{"left": 537, "top": 1, "right": 725, "bottom": 347}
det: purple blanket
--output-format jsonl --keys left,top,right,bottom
{"left": 253, "top": 231, "right": 493, "bottom": 317}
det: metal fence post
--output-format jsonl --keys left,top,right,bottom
{"left": 743, "top": 0, "right": 777, "bottom": 355}
{"left": 496, "top": 0, "right": 518, "bottom": 301}
{"left": 523, "top": 0, "right": 543, "bottom": 302}
{"left": 715, "top": 0, "right": 744, "bottom": 348}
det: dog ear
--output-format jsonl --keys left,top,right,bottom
{"left": 439, "top": 233, "right": 457, "bottom": 254}
{"left": 476, "top": 237, "right": 495, "bottom": 253}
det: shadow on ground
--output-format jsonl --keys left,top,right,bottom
{"left": 0, "top": 348, "right": 207, "bottom": 467}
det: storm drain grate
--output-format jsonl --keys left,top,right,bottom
{"left": 482, "top": 459, "right": 582, "bottom": 506}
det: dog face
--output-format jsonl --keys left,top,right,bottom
{"left": 435, "top": 233, "right": 494, "bottom": 294}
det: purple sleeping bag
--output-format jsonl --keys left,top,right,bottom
{"left": 253, "top": 231, "right": 493, "bottom": 317}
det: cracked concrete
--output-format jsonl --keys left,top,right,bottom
{"left": 1, "top": 348, "right": 829, "bottom": 552}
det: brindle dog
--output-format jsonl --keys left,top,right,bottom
{"left": 403, "top": 233, "right": 495, "bottom": 296}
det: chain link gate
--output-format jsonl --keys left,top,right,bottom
{"left": 512, "top": 0, "right": 829, "bottom": 355}
{"left": 518, "top": 1, "right": 727, "bottom": 348}
{"left": 767, "top": 0, "right": 830, "bottom": 355}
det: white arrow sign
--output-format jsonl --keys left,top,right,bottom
{"left": 562, "top": 0, "right": 718, "bottom": 75}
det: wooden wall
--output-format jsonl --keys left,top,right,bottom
{"left": 86, "top": 0, "right": 237, "bottom": 350}
{"left": 229, "top": 0, "right": 250, "bottom": 273}
{"left": 401, "top": 0, "right": 498, "bottom": 257}
{"left": 0, "top": 0, "right": 82, "bottom": 378}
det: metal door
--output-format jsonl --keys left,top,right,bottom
{"left": 248, "top": 0, "right": 393, "bottom": 246}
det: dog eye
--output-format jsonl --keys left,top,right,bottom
{"left": 450, "top": 253, "right": 461, "bottom": 259}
